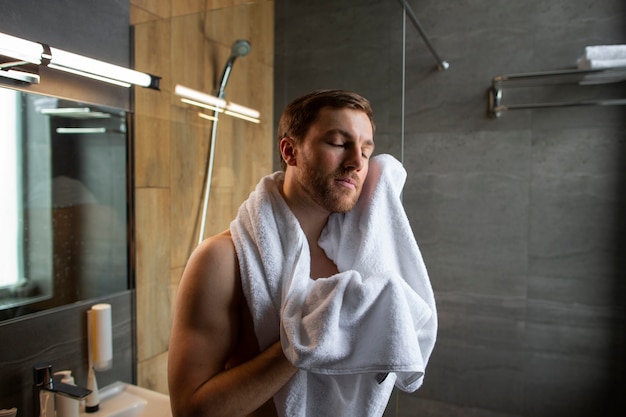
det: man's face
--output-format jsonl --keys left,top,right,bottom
{"left": 294, "top": 107, "right": 375, "bottom": 213}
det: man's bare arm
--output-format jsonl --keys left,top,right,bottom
{"left": 168, "top": 232, "right": 297, "bottom": 417}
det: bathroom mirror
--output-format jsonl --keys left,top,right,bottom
{"left": 0, "top": 85, "right": 129, "bottom": 321}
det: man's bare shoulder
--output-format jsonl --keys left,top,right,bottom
{"left": 191, "top": 229, "right": 235, "bottom": 263}
{"left": 181, "top": 229, "right": 239, "bottom": 291}
{"left": 202, "top": 229, "right": 234, "bottom": 248}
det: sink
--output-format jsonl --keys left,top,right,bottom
{"left": 122, "top": 383, "right": 172, "bottom": 417}
{"left": 78, "top": 381, "right": 172, "bottom": 417}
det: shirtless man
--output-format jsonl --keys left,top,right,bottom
{"left": 168, "top": 90, "right": 376, "bottom": 417}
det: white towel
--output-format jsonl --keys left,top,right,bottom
{"left": 577, "top": 58, "right": 626, "bottom": 70}
{"left": 583, "top": 44, "right": 626, "bottom": 61}
{"left": 577, "top": 44, "right": 626, "bottom": 70}
{"left": 231, "top": 154, "right": 437, "bottom": 417}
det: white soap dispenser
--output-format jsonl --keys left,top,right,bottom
{"left": 54, "top": 370, "right": 80, "bottom": 417}
{"left": 84, "top": 366, "right": 100, "bottom": 413}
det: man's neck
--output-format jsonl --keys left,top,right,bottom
{"left": 279, "top": 176, "right": 331, "bottom": 245}
{"left": 279, "top": 172, "right": 340, "bottom": 278}
{"left": 289, "top": 200, "right": 341, "bottom": 279}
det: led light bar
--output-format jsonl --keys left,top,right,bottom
{"left": 0, "top": 32, "right": 160, "bottom": 89}
{"left": 40, "top": 107, "right": 113, "bottom": 119}
{"left": 198, "top": 112, "right": 218, "bottom": 122}
{"left": 56, "top": 127, "right": 107, "bottom": 134}
{"left": 175, "top": 84, "right": 260, "bottom": 124}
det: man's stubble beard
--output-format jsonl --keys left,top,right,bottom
{"left": 299, "top": 161, "right": 361, "bottom": 214}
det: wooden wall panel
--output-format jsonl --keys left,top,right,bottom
{"left": 135, "top": 188, "right": 172, "bottom": 363}
{"left": 131, "top": 0, "right": 274, "bottom": 393}
{"left": 169, "top": 108, "right": 211, "bottom": 262}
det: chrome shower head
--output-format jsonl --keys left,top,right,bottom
{"left": 231, "top": 39, "right": 251, "bottom": 58}
{"left": 216, "top": 39, "right": 251, "bottom": 99}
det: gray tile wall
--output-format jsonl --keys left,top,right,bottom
{"left": 0, "top": 292, "right": 135, "bottom": 417}
{"left": 275, "top": 1, "right": 626, "bottom": 416}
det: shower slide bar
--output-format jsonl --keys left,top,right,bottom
{"left": 197, "top": 40, "right": 251, "bottom": 245}
{"left": 488, "top": 66, "right": 626, "bottom": 118}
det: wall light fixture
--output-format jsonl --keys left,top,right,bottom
{"left": 0, "top": 32, "right": 160, "bottom": 89}
{"left": 175, "top": 84, "right": 260, "bottom": 124}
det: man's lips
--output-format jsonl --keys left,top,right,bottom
{"left": 335, "top": 177, "right": 358, "bottom": 189}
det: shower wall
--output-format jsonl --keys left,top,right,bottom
{"left": 275, "top": 1, "right": 626, "bottom": 416}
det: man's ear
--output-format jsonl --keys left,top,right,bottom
{"left": 279, "top": 136, "right": 297, "bottom": 167}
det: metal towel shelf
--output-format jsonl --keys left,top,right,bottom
{"left": 488, "top": 66, "right": 626, "bottom": 118}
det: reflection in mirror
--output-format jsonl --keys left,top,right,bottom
{"left": 0, "top": 86, "right": 129, "bottom": 321}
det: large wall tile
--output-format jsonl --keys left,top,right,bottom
{"left": 135, "top": 188, "right": 172, "bottom": 362}
{"left": 135, "top": 114, "right": 171, "bottom": 187}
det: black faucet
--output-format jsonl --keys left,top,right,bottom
{"left": 32, "top": 363, "right": 91, "bottom": 417}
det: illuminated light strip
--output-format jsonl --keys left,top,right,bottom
{"left": 56, "top": 127, "right": 107, "bottom": 134}
{"left": 175, "top": 84, "right": 261, "bottom": 124}
{"left": 0, "top": 33, "right": 42, "bottom": 63}
{"left": 41, "top": 107, "right": 114, "bottom": 119}
{"left": 48, "top": 63, "right": 131, "bottom": 87}
{"left": 0, "top": 32, "right": 160, "bottom": 89}
{"left": 0, "top": 68, "right": 40, "bottom": 84}
{"left": 198, "top": 112, "right": 217, "bottom": 121}
{"left": 49, "top": 47, "right": 152, "bottom": 87}
{"left": 175, "top": 85, "right": 226, "bottom": 107}
{"left": 181, "top": 98, "right": 223, "bottom": 113}
{"left": 225, "top": 101, "right": 260, "bottom": 119}
{"left": 41, "top": 107, "right": 91, "bottom": 115}
{"left": 224, "top": 110, "right": 260, "bottom": 124}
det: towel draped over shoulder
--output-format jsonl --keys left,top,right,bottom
{"left": 230, "top": 154, "right": 437, "bottom": 417}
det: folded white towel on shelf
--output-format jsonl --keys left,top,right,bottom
{"left": 231, "top": 154, "right": 437, "bottom": 417}
{"left": 583, "top": 44, "right": 626, "bottom": 61}
{"left": 577, "top": 58, "right": 626, "bottom": 70}
{"left": 577, "top": 44, "right": 626, "bottom": 70}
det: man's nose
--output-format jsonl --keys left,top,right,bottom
{"left": 343, "top": 146, "right": 365, "bottom": 171}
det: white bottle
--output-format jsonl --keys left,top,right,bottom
{"left": 85, "top": 366, "right": 100, "bottom": 413}
{"left": 54, "top": 370, "right": 80, "bottom": 417}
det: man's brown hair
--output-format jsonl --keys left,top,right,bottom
{"left": 277, "top": 89, "right": 375, "bottom": 170}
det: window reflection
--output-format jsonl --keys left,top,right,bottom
{"left": 0, "top": 88, "right": 21, "bottom": 289}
